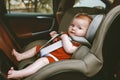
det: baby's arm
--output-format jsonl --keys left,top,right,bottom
{"left": 60, "top": 34, "right": 78, "bottom": 53}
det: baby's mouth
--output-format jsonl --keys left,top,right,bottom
{"left": 70, "top": 31, "right": 75, "bottom": 36}
{"left": 70, "top": 31, "right": 75, "bottom": 34}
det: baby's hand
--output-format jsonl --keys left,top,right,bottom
{"left": 50, "top": 31, "right": 58, "bottom": 42}
{"left": 50, "top": 31, "right": 57, "bottom": 38}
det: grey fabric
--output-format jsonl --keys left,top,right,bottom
{"left": 24, "top": 40, "right": 47, "bottom": 51}
{"left": 86, "top": 14, "right": 104, "bottom": 43}
{"left": 70, "top": 36, "right": 91, "bottom": 47}
{"left": 72, "top": 46, "right": 90, "bottom": 59}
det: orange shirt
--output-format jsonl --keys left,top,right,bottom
{"left": 50, "top": 41, "right": 80, "bottom": 60}
{"left": 46, "top": 40, "right": 80, "bottom": 63}
{"left": 36, "top": 33, "right": 81, "bottom": 63}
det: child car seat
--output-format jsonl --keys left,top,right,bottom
{"left": 34, "top": 5, "right": 120, "bottom": 80}
{"left": 18, "top": 7, "right": 105, "bottom": 80}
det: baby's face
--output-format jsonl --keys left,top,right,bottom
{"left": 68, "top": 18, "right": 90, "bottom": 37}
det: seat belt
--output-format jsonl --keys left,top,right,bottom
{"left": 40, "top": 40, "right": 62, "bottom": 56}
{"left": 39, "top": 33, "right": 90, "bottom": 57}
{"left": 39, "top": 33, "right": 63, "bottom": 56}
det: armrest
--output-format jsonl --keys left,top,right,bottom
{"left": 72, "top": 46, "right": 90, "bottom": 59}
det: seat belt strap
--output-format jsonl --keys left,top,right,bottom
{"left": 40, "top": 40, "right": 62, "bottom": 56}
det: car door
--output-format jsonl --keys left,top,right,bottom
{"left": 3, "top": 0, "right": 60, "bottom": 48}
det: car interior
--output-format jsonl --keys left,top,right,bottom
{"left": 0, "top": 0, "right": 120, "bottom": 80}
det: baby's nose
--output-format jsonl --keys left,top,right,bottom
{"left": 72, "top": 26, "right": 77, "bottom": 30}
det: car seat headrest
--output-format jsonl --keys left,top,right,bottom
{"left": 86, "top": 14, "right": 104, "bottom": 43}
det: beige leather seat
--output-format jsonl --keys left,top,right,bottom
{"left": 18, "top": 5, "right": 120, "bottom": 80}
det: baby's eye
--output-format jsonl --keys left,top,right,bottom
{"left": 70, "top": 24, "right": 74, "bottom": 27}
{"left": 78, "top": 26, "right": 82, "bottom": 29}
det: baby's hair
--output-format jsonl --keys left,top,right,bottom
{"left": 74, "top": 13, "right": 93, "bottom": 24}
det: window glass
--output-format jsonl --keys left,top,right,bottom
{"left": 6, "top": 0, "right": 53, "bottom": 14}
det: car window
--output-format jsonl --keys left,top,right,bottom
{"left": 5, "top": 0, "right": 53, "bottom": 14}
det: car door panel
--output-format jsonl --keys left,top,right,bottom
{"left": 4, "top": 14, "right": 56, "bottom": 47}
{"left": 5, "top": 15, "right": 55, "bottom": 39}
{"left": 2, "top": 0, "right": 60, "bottom": 47}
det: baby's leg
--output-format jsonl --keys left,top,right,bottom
{"left": 12, "top": 46, "right": 38, "bottom": 61}
{"left": 7, "top": 57, "right": 49, "bottom": 79}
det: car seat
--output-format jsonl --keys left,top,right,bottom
{"left": 19, "top": 5, "right": 120, "bottom": 80}
{"left": 32, "top": 5, "right": 120, "bottom": 80}
{"left": 17, "top": 7, "right": 106, "bottom": 80}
